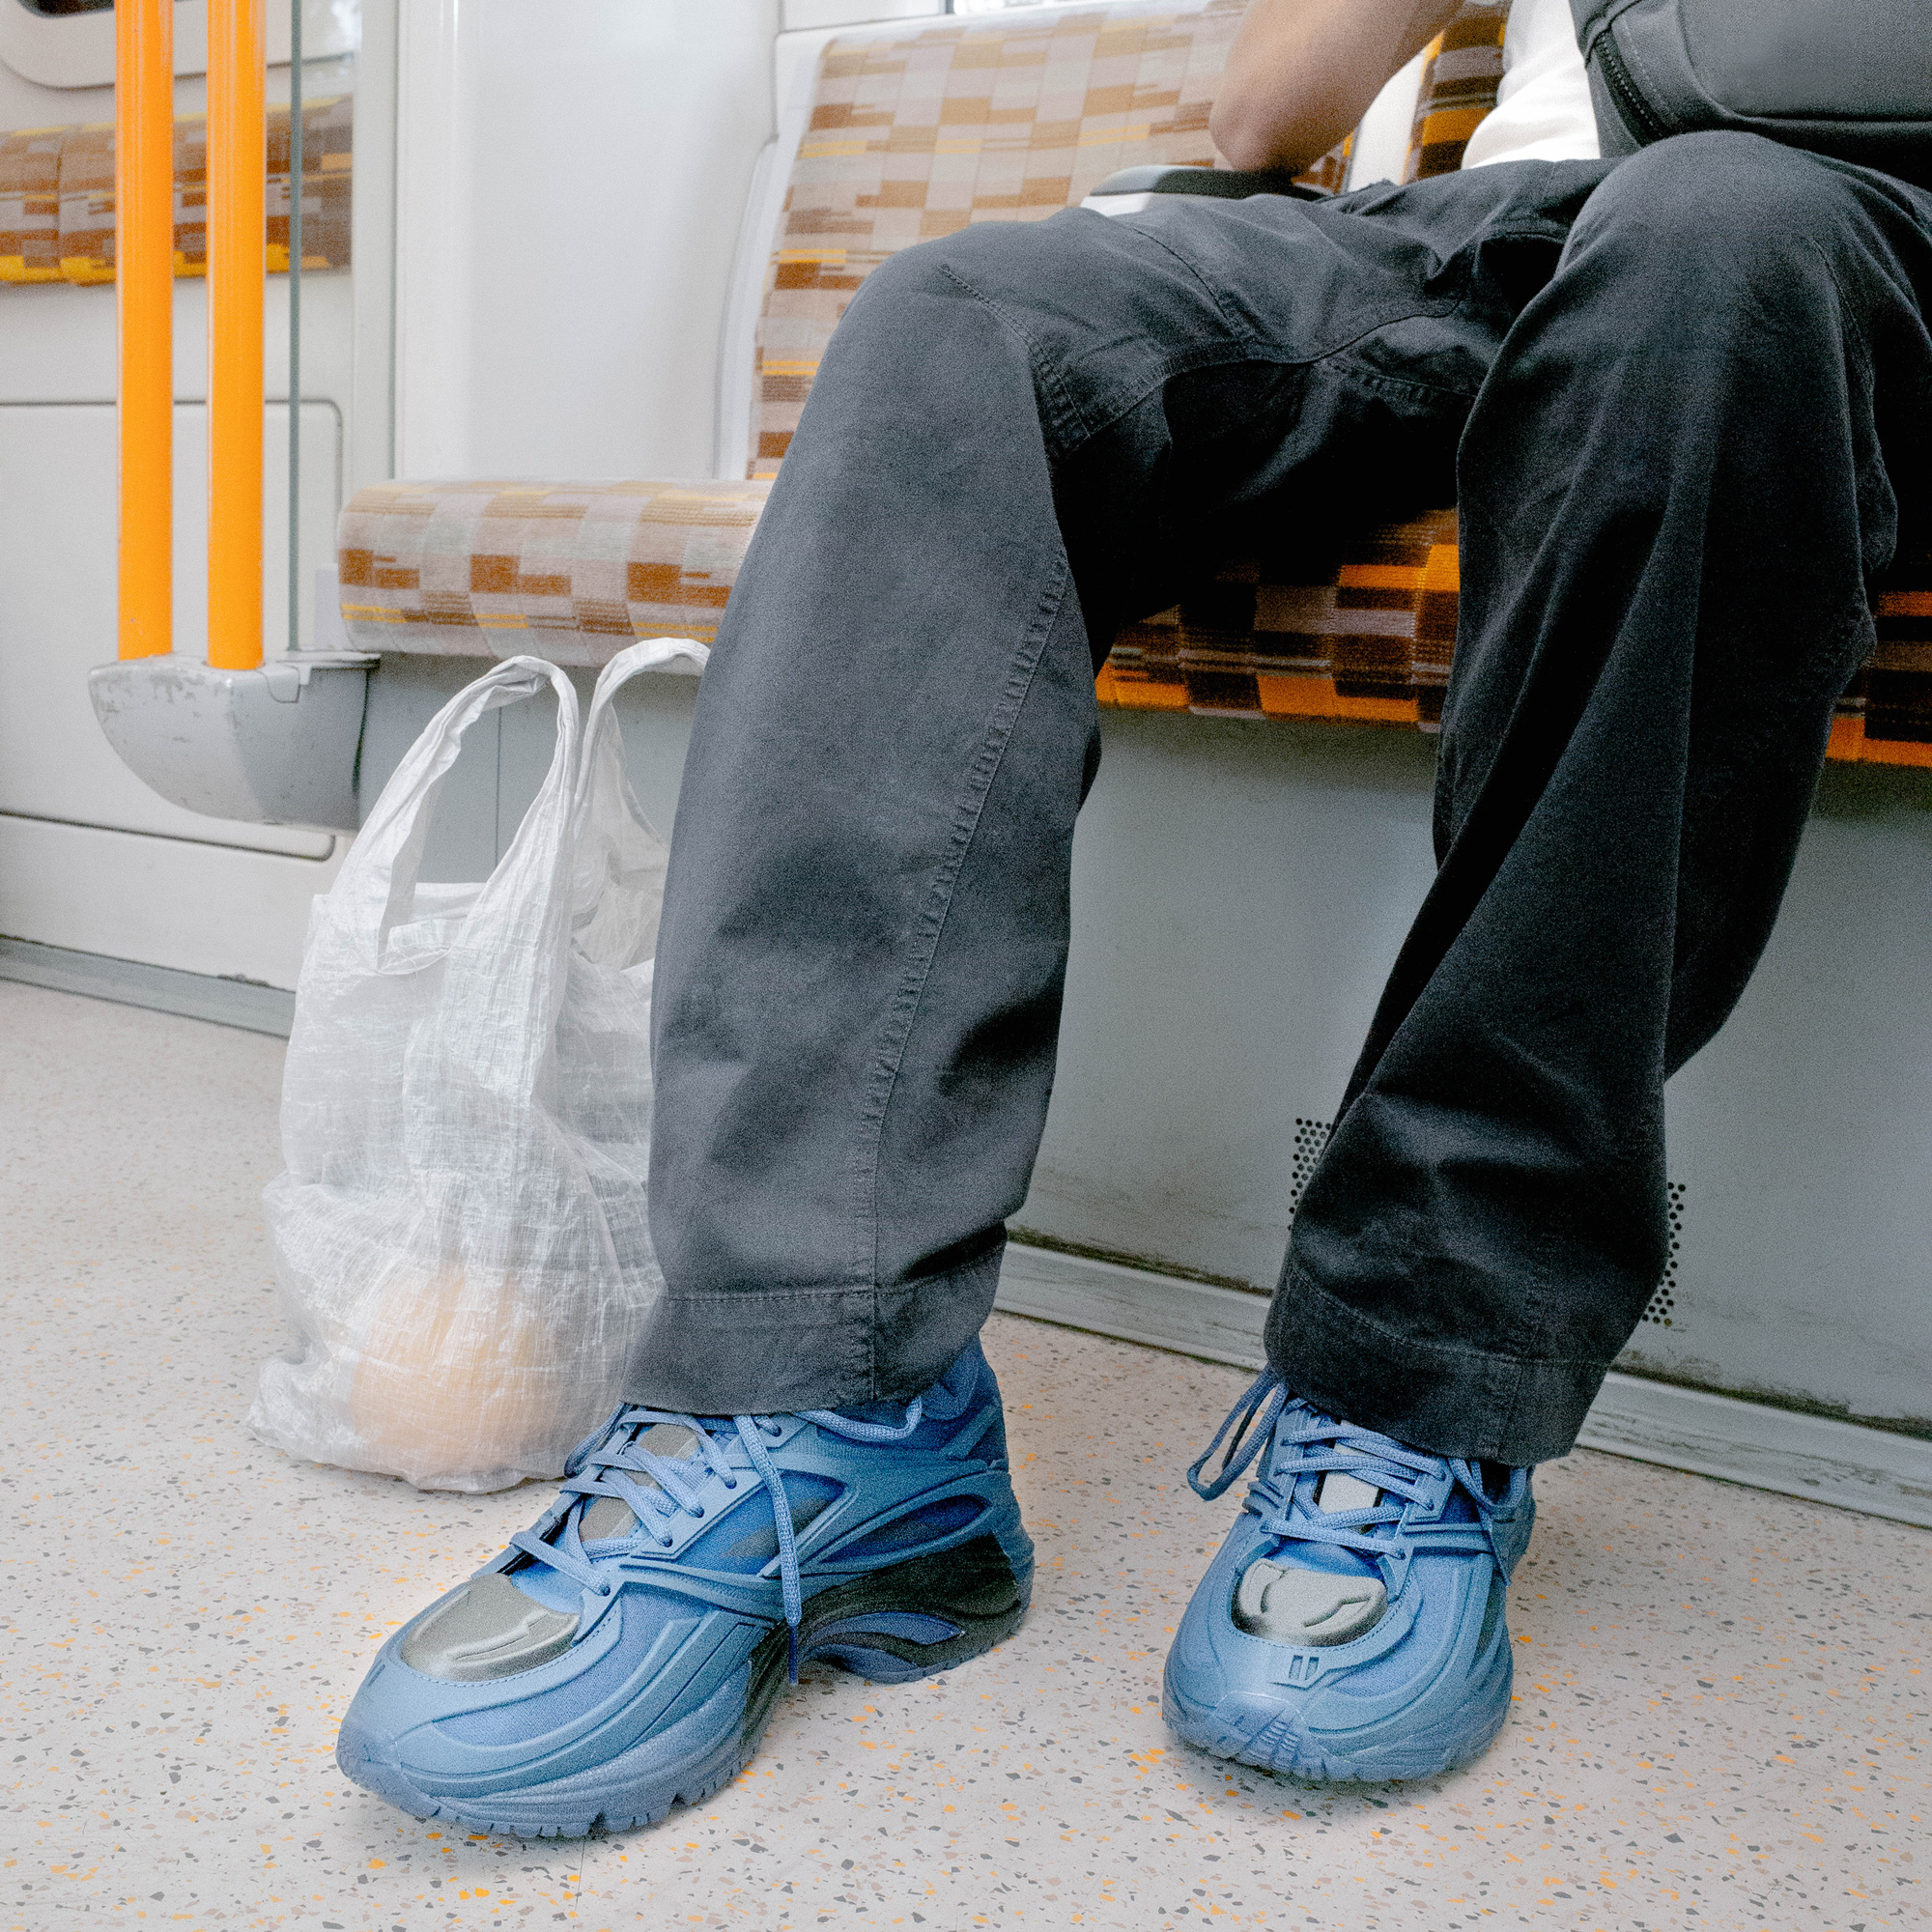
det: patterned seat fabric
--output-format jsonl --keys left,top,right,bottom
{"left": 332, "top": 0, "right": 1931, "bottom": 768}
{"left": 338, "top": 479, "right": 767, "bottom": 664}
{"left": 753, "top": 0, "right": 1309, "bottom": 477}
{"left": 0, "top": 99, "right": 352, "bottom": 284}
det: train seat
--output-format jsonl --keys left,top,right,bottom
{"left": 333, "top": 0, "right": 1931, "bottom": 770}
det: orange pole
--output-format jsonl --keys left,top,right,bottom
{"left": 115, "top": 0, "right": 174, "bottom": 660}
{"left": 206, "top": 0, "right": 265, "bottom": 670}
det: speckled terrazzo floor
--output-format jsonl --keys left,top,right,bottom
{"left": 2, "top": 978, "right": 1926, "bottom": 1932}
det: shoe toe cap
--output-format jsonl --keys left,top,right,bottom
{"left": 1166, "top": 1539, "right": 1513, "bottom": 1778}
{"left": 1234, "top": 1558, "right": 1387, "bottom": 1647}
{"left": 399, "top": 1573, "right": 581, "bottom": 1682}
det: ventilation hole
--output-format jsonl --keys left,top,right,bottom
{"left": 1642, "top": 1181, "right": 1688, "bottom": 1326}
{"left": 1287, "top": 1117, "right": 1333, "bottom": 1221}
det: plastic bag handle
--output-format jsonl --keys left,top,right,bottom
{"left": 567, "top": 638, "right": 708, "bottom": 966}
{"left": 330, "top": 654, "right": 581, "bottom": 960}
{"left": 574, "top": 637, "right": 709, "bottom": 841}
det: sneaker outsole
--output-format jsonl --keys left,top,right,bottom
{"left": 1160, "top": 1685, "right": 1511, "bottom": 1783}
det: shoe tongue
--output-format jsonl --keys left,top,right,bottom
{"left": 579, "top": 1494, "right": 639, "bottom": 1540}
{"left": 507, "top": 1558, "right": 582, "bottom": 1612}
{"left": 581, "top": 1421, "right": 705, "bottom": 1540}
{"left": 1266, "top": 1466, "right": 1385, "bottom": 1580}
{"left": 508, "top": 1422, "right": 705, "bottom": 1608}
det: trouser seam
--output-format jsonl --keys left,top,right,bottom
{"left": 846, "top": 537, "right": 1075, "bottom": 1376}
{"left": 938, "top": 258, "right": 1097, "bottom": 450}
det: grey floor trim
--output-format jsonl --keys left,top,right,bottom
{"left": 997, "top": 1242, "right": 1275, "bottom": 1376}
{"left": 996, "top": 1241, "right": 1932, "bottom": 1529}
{"left": 0, "top": 936, "right": 296, "bottom": 1037}
{"left": 1574, "top": 1379, "right": 1932, "bottom": 1531}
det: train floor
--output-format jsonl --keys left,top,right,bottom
{"left": 5, "top": 977, "right": 1926, "bottom": 1931}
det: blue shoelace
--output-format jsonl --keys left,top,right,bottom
{"left": 1188, "top": 1368, "right": 1505, "bottom": 1570}
{"left": 510, "top": 1399, "right": 928, "bottom": 1678}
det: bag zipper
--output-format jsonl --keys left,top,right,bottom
{"left": 1593, "top": 30, "right": 1673, "bottom": 145}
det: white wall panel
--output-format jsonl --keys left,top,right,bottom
{"left": 0, "top": 0, "right": 358, "bottom": 91}
{"left": 0, "top": 815, "right": 337, "bottom": 989}
{"left": 781, "top": 0, "right": 942, "bottom": 25}
{"left": 1016, "top": 711, "right": 1932, "bottom": 1435}
{"left": 396, "top": 0, "right": 781, "bottom": 483}
{"left": 0, "top": 274, "right": 355, "bottom": 411}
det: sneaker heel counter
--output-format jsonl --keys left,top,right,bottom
{"left": 948, "top": 1364, "right": 1011, "bottom": 1468}
{"left": 978, "top": 1400, "right": 1012, "bottom": 1468}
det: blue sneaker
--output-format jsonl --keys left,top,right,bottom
{"left": 1163, "top": 1371, "right": 1534, "bottom": 1782}
{"left": 335, "top": 1340, "right": 1031, "bottom": 1837}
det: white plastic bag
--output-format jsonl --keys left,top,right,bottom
{"left": 249, "top": 639, "right": 705, "bottom": 1492}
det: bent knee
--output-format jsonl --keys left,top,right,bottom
{"left": 1577, "top": 131, "right": 1866, "bottom": 267}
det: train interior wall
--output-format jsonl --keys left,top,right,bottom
{"left": 1, "top": 0, "right": 1928, "bottom": 1443}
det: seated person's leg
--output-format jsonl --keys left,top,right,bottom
{"left": 1168, "top": 132, "right": 1932, "bottom": 1782}
{"left": 332, "top": 179, "right": 1530, "bottom": 1833}
{"left": 636, "top": 175, "right": 1534, "bottom": 1420}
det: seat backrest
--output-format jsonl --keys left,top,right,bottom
{"left": 335, "top": 2, "right": 1510, "bottom": 674}
{"left": 0, "top": 100, "right": 353, "bottom": 285}
{"left": 752, "top": 0, "right": 1245, "bottom": 478}
{"left": 749, "top": 0, "right": 1504, "bottom": 482}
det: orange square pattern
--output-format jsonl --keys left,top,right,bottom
{"left": 337, "top": 480, "right": 771, "bottom": 664}
{"left": 752, "top": 0, "right": 1271, "bottom": 479}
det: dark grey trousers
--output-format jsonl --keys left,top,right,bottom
{"left": 638, "top": 133, "right": 1932, "bottom": 1463}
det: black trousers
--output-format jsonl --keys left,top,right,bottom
{"left": 640, "top": 134, "right": 1932, "bottom": 1463}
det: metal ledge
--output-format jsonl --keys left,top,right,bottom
{"left": 89, "top": 652, "right": 376, "bottom": 834}
{"left": 994, "top": 1241, "right": 1932, "bottom": 1528}
{"left": 0, "top": 935, "right": 296, "bottom": 1037}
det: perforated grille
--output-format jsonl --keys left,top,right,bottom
{"left": 1290, "top": 1129, "right": 1688, "bottom": 1330}
{"left": 1641, "top": 1181, "right": 1688, "bottom": 1326}
{"left": 1287, "top": 1117, "right": 1333, "bottom": 1219}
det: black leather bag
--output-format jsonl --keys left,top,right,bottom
{"left": 1568, "top": 0, "right": 1932, "bottom": 185}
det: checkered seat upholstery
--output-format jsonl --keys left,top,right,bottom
{"left": 336, "top": 0, "right": 1932, "bottom": 769}
{"left": 0, "top": 101, "right": 352, "bottom": 283}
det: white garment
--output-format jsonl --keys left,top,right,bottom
{"left": 1460, "top": 0, "right": 1601, "bottom": 169}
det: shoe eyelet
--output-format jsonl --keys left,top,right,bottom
{"left": 761, "top": 1421, "right": 782, "bottom": 1439}
{"left": 691, "top": 1505, "right": 705, "bottom": 1520}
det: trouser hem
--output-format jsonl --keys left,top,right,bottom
{"left": 1266, "top": 1261, "right": 1610, "bottom": 1466}
{"left": 621, "top": 1245, "right": 1005, "bottom": 1415}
